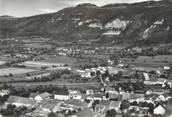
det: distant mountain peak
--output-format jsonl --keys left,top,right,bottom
{"left": 0, "top": 15, "right": 14, "bottom": 18}
{"left": 76, "top": 3, "right": 98, "bottom": 8}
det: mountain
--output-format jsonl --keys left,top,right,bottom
{"left": 0, "top": 15, "right": 15, "bottom": 20}
{"left": 0, "top": 0, "right": 172, "bottom": 45}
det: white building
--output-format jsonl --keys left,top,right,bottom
{"left": 69, "top": 90, "right": 82, "bottom": 100}
{"left": 54, "top": 94, "right": 69, "bottom": 100}
{"left": 153, "top": 105, "right": 166, "bottom": 115}
{"left": 0, "top": 89, "right": 10, "bottom": 96}
{"left": 35, "top": 92, "right": 51, "bottom": 102}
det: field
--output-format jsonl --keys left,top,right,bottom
{"left": 0, "top": 67, "right": 37, "bottom": 76}
{"left": 22, "top": 61, "right": 64, "bottom": 68}
{"left": 136, "top": 55, "right": 172, "bottom": 63}
{"left": 24, "top": 43, "right": 54, "bottom": 49}
{"left": 0, "top": 82, "right": 101, "bottom": 90}
{"left": 122, "top": 55, "right": 172, "bottom": 67}
{"left": 0, "top": 54, "right": 19, "bottom": 61}
{"left": 80, "top": 54, "right": 109, "bottom": 60}
{"left": 38, "top": 55, "right": 77, "bottom": 65}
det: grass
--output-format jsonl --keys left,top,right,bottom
{"left": 0, "top": 67, "right": 37, "bottom": 76}
{"left": 24, "top": 43, "right": 53, "bottom": 49}
{"left": 123, "top": 55, "right": 172, "bottom": 68}
{"left": 38, "top": 55, "right": 77, "bottom": 65}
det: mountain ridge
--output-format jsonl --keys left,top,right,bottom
{"left": 0, "top": 0, "right": 172, "bottom": 45}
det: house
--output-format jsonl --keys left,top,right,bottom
{"left": 86, "top": 89, "right": 94, "bottom": 95}
{"left": 54, "top": 94, "right": 69, "bottom": 100}
{"left": 6, "top": 95, "right": 37, "bottom": 108}
{"left": 153, "top": 105, "right": 166, "bottom": 115}
{"left": 64, "top": 99, "right": 88, "bottom": 108}
{"left": 108, "top": 68, "right": 121, "bottom": 75}
{"left": 121, "top": 92, "right": 131, "bottom": 100}
{"left": 87, "top": 94, "right": 104, "bottom": 101}
{"left": 108, "top": 93, "right": 121, "bottom": 101}
{"left": 0, "top": 89, "right": 10, "bottom": 96}
{"left": 156, "top": 95, "right": 166, "bottom": 102}
{"left": 164, "top": 66, "right": 170, "bottom": 70}
{"left": 145, "top": 89, "right": 153, "bottom": 96}
{"left": 105, "top": 87, "right": 118, "bottom": 94}
{"left": 108, "top": 101, "right": 121, "bottom": 112}
{"left": 35, "top": 92, "right": 51, "bottom": 102}
{"left": 25, "top": 107, "right": 50, "bottom": 117}
{"left": 131, "top": 47, "right": 142, "bottom": 53}
{"left": 145, "top": 94, "right": 159, "bottom": 102}
{"left": 143, "top": 72, "right": 150, "bottom": 81}
{"left": 29, "top": 92, "right": 38, "bottom": 99}
{"left": 69, "top": 90, "right": 82, "bottom": 100}
{"left": 130, "top": 93, "right": 145, "bottom": 100}
{"left": 96, "top": 100, "right": 111, "bottom": 112}
{"left": 41, "top": 100, "right": 62, "bottom": 113}
{"left": 152, "top": 89, "right": 167, "bottom": 95}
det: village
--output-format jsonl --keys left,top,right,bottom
{"left": 0, "top": 36, "right": 172, "bottom": 117}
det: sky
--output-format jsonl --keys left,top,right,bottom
{"left": 0, "top": 0, "right": 161, "bottom": 17}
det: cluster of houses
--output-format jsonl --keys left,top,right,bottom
{"left": 55, "top": 47, "right": 80, "bottom": 57}
{"left": 76, "top": 66, "right": 122, "bottom": 78}
{"left": 0, "top": 80, "right": 172, "bottom": 117}
{"left": 1, "top": 38, "right": 172, "bottom": 117}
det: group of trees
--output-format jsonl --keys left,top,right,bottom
{"left": 32, "top": 69, "right": 72, "bottom": 82}
{"left": 105, "top": 100, "right": 130, "bottom": 117}
{"left": 91, "top": 70, "right": 123, "bottom": 84}
{"left": 49, "top": 69, "right": 72, "bottom": 79}
{"left": 76, "top": 56, "right": 108, "bottom": 70}
{"left": 2, "top": 84, "right": 69, "bottom": 98}
{"left": 115, "top": 80, "right": 144, "bottom": 92}
{"left": 0, "top": 95, "right": 9, "bottom": 104}
{"left": 2, "top": 69, "right": 73, "bottom": 83}
{"left": 130, "top": 101, "right": 154, "bottom": 114}
{"left": 105, "top": 109, "right": 117, "bottom": 117}
{"left": 0, "top": 104, "right": 28, "bottom": 117}
{"left": 119, "top": 47, "right": 172, "bottom": 59}
{"left": 105, "top": 100, "right": 155, "bottom": 117}
{"left": 120, "top": 100, "right": 130, "bottom": 110}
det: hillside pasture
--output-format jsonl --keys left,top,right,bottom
{"left": 0, "top": 67, "right": 37, "bottom": 76}
{"left": 38, "top": 55, "right": 77, "bottom": 65}
{"left": 22, "top": 61, "right": 65, "bottom": 68}
{"left": 123, "top": 55, "right": 172, "bottom": 67}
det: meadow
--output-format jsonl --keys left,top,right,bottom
{"left": 0, "top": 67, "right": 37, "bottom": 76}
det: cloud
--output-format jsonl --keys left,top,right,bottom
{"left": 39, "top": 8, "right": 57, "bottom": 13}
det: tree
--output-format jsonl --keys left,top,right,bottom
{"left": 62, "top": 85, "right": 69, "bottom": 95}
{"left": 2, "top": 83, "right": 9, "bottom": 89}
{"left": 120, "top": 100, "right": 130, "bottom": 110}
{"left": 96, "top": 70, "right": 101, "bottom": 76}
{"left": 48, "top": 112, "right": 56, "bottom": 117}
{"left": 116, "top": 71, "right": 123, "bottom": 78}
{"left": 106, "top": 109, "right": 116, "bottom": 117}
{"left": 90, "top": 72, "right": 95, "bottom": 77}
{"left": 130, "top": 101, "right": 138, "bottom": 106}
{"left": 9, "top": 73, "right": 13, "bottom": 77}
{"left": 148, "top": 103, "right": 154, "bottom": 114}
{"left": 106, "top": 92, "right": 109, "bottom": 99}
{"left": 104, "top": 70, "right": 110, "bottom": 78}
